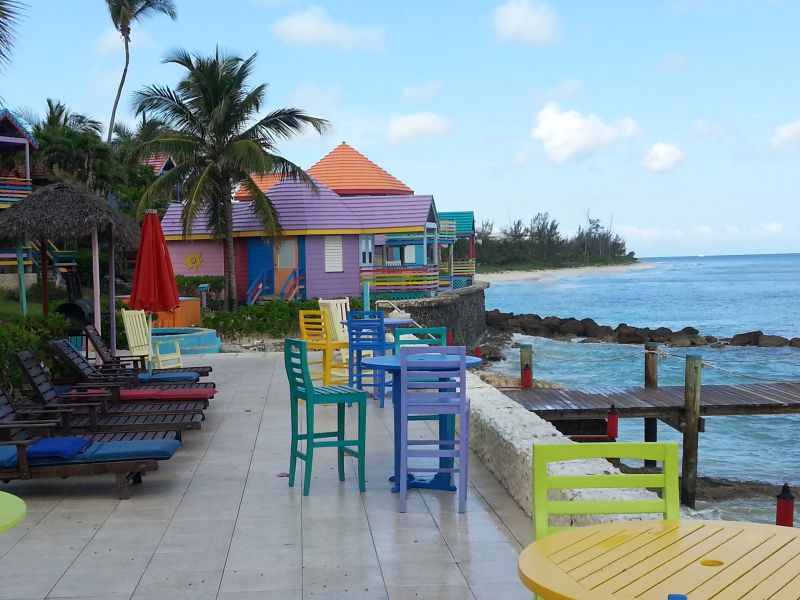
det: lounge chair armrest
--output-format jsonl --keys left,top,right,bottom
{"left": 0, "top": 420, "right": 59, "bottom": 427}
{"left": 14, "top": 404, "right": 76, "bottom": 414}
{"left": 0, "top": 440, "right": 32, "bottom": 446}
{"left": 59, "top": 391, "right": 112, "bottom": 399}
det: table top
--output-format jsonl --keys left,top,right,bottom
{"left": 361, "top": 353, "right": 482, "bottom": 371}
{"left": 517, "top": 519, "right": 800, "bottom": 600}
{"left": 0, "top": 491, "right": 26, "bottom": 533}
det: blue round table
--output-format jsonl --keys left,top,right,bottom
{"left": 360, "top": 353, "right": 482, "bottom": 492}
{"left": 341, "top": 317, "right": 414, "bottom": 330}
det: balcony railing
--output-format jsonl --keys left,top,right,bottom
{"left": 453, "top": 259, "right": 476, "bottom": 277}
{"left": 360, "top": 265, "right": 439, "bottom": 294}
{"left": 0, "top": 177, "right": 32, "bottom": 206}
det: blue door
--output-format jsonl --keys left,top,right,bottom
{"left": 247, "top": 238, "right": 275, "bottom": 295}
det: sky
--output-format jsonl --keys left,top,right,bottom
{"left": 2, "top": 0, "right": 799, "bottom": 257}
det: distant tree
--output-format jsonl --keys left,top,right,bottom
{"left": 134, "top": 48, "right": 328, "bottom": 310}
{"left": 0, "top": 0, "right": 23, "bottom": 71}
{"left": 476, "top": 219, "right": 494, "bottom": 243}
{"left": 104, "top": 0, "right": 177, "bottom": 143}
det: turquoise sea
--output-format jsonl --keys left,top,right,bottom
{"left": 484, "top": 254, "right": 800, "bottom": 521}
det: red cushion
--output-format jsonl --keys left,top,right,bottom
{"left": 120, "top": 388, "right": 216, "bottom": 401}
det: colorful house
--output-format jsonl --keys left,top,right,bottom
{"left": 164, "top": 142, "right": 470, "bottom": 302}
{"left": 438, "top": 211, "right": 476, "bottom": 288}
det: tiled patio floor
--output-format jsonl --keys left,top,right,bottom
{"left": 0, "top": 352, "right": 533, "bottom": 599}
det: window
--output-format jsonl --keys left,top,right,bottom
{"left": 403, "top": 245, "right": 416, "bottom": 265}
{"left": 277, "top": 239, "right": 295, "bottom": 268}
{"left": 324, "top": 235, "right": 343, "bottom": 272}
{"left": 359, "top": 235, "right": 373, "bottom": 267}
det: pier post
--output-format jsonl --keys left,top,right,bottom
{"left": 681, "top": 354, "right": 702, "bottom": 508}
{"left": 520, "top": 344, "right": 533, "bottom": 388}
{"left": 644, "top": 342, "right": 659, "bottom": 466}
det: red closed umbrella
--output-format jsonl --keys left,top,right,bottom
{"left": 129, "top": 210, "right": 179, "bottom": 313}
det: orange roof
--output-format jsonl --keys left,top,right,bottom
{"left": 233, "top": 173, "right": 285, "bottom": 201}
{"left": 307, "top": 142, "right": 413, "bottom": 196}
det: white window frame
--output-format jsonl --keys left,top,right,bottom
{"left": 359, "top": 235, "right": 374, "bottom": 267}
{"left": 403, "top": 245, "right": 416, "bottom": 265}
{"left": 324, "top": 235, "right": 344, "bottom": 273}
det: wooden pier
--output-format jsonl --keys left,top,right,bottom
{"left": 505, "top": 343, "right": 800, "bottom": 507}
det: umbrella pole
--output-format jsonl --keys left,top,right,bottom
{"left": 40, "top": 238, "right": 48, "bottom": 316}
{"left": 91, "top": 228, "right": 101, "bottom": 333}
{"left": 148, "top": 312, "right": 153, "bottom": 375}
{"left": 16, "top": 242, "right": 27, "bottom": 317}
{"left": 108, "top": 230, "right": 117, "bottom": 356}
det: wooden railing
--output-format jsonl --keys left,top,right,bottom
{"left": 247, "top": 269, "right": 271, "bottom": 305}
{"left": 438, "top": 220, "right": 457, "bottom": 243}
{"left": 0, "top": 177, "right": 32, "bottom": 206}
{"left": 453, "top": 259, "right": 476, "bottom": 277}
{"left": 279, "top": 268, "right": 304, "bottom": 301}
{"left": 360, "top": 265, "right": 439, "bottom": 294}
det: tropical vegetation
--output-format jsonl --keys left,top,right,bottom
{"left": 133, "top": 48, "right": 328, "bottom": 310}
{"left": 104, "top": 0, "right": 177, "bottom": 143}
{"left": 475, "top": 213, "right": 635, "bottom": 271}
{"left": 0, "top": 0, "right": 23, "bottom": 72}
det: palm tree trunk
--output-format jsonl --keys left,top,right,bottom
{"left": 222, "top": 183, "right": 238, "bottom": 311}
{"left": 107, "top": 35, "right": 130, "bottom": 143}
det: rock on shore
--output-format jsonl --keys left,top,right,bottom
{"left": 485, "top": 310, "right": 800, "bottom": 348}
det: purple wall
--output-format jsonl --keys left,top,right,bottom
{"left": 304, "top": 235, "right": 360, "bottom": 299}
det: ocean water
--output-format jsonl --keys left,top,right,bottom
{"left": 484, "top": 254, "right": 800, "bottom": 522}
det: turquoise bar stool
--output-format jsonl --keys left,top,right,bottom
{"left": 284, "top": 338, "right": 367, "bottom": 496}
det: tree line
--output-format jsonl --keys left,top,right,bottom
{"left": 473, "top": 212, "right": 634, "bottom": 268}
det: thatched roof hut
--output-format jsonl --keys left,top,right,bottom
{"left": 0, "top": 183, "right": 139, "bottom": 247}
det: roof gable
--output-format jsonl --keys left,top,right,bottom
{"left": 0, "top": 109, "right": 38, "bottom": 148}
{"left": 308, "top": 142, "right": 413, "bottom": 196}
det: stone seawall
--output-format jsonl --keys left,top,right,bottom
{"left": 387, "top": 281, "right": 489, "bottom": 347}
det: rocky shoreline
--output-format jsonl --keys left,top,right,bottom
{"left": 485, "top": 310, "right": 800, "bottom": 349}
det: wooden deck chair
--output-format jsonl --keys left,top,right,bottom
{"left": 318, "top": 298, "right": 350, "bottom": 363}
{"left": 533, "top": 442, "right": 680, "bottom": 539}
{"left": 298, "top": 310, "right": 348, "bottom": 385}
{"left": 121, "top": 309, "right": 184, "bottom": 370}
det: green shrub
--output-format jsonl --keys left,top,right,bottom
{"left": 175, "top": 275, "right": 226, "bottom": 296}
{"left": 3, "top": 280, "right": 68, "bottom": 303}
{"left": 202, "top": 297, "right": 364, "bottom": 340}
{"left": 0, "top": 314, "right": 70, "bottom": 395}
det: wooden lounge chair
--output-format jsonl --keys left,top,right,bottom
{"left": 0, "top": 410, "right": 182, "bottom": 498}
{"left": 13, "top": 352, "right": 204, "bottom": 434}
{"left": 44, "top": 342, "right": 216, "bottom": 402}
{"left": 84, "top": 324, "right": 212, "bottom": 377}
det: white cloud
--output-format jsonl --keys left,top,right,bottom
{"left": 770, "top": 120, "right": 800, "bottom": 154}
{"left": 757, "top": 222, "right": 785, "bottom": 236}
{"left": 493, "top": 0, "right": 559, "bottom": 45}
{"left": 641, "top": 142, "right": 684, "bottom": 173}
{"left": 531, "top": 101, "right": 640, "bottom": 165}
{"left": 402, "top": 81, "right": 444, "bottom": 101}
{"left": 385, "top": 112, "right": 452, "bottom": 145}
{"left": 272, "top": 6, "right": 384, "bottom": 50}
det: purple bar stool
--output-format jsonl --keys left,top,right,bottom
{"left": 347, "top": 310, "right": 391, "bottom": 406}
{"left": 398, "top": 345, "right": 470, "bottom": 513}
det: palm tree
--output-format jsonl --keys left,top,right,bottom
{"left": 0, "top": 0, "right": 23, "bottom": 71}
{"left": 105, "top": 0, "right": 177, "bottom": 143}
{"left": 19, "top": 98, "right": 103, "bottom": 134}
{"left": 134, "top": 48, "right": 328, "bottom": 310}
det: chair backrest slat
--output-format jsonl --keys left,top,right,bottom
{"left": 284, "top": 338, "right": 313, "bottom": 399}
{"left": 298, "top": 310, "right": 331, "bottom": 344}
{"left": 394, "top": 327, "right": 447, "bottom": 353}
{"left": 84, "top": 324, "right": 114, "bottom": 363}
{"left": 13, "top": 351, "right": 61, "bottom": 406}
{"left": 532, "top": 441, "right": 681, "bottom": 539}
{"left": 319, "top": 299, "right": 350, "bottom": 345}
{"left": 121, "top": 309, "right": 151, "bottom": 360}
{"left": 347, "top": 311, "right": 386, "bottom": 350}
{"left": 399, "top": 346, "right": 467, "bottom": 402}
{"left": 48, "top": 339, "right": 101, "bottom": 381}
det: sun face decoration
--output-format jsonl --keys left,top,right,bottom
{"left": 183, "top": 253, "right": 203, "bottom": 272}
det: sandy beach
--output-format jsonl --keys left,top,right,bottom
{"left": 476, "top": 261, "right": 655, "bottom": 283}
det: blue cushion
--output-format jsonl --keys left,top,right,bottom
{"left": 80, "top": 439, "right": 181, "bottom": 462}
{"left": 138, "top": 372, "right": 199, "bottom": 383}
{"left": 27, "top": 437, "right": 90, "bottom": 460}
{"left": 0, "top": 446, "right": 18, "bottom": 468}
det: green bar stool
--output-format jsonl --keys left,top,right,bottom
{"left": 284, "top": 338, "right": 367, "bottom": 496}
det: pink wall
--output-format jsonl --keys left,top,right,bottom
{"left": 168, "top": 241, "right": 224, "bottom": 277}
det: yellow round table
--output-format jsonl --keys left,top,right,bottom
{"left": 518, "top": 519, "right": 800, "bottom": 600}
{"left": 0, "top": 491, "right": 26, "bottom": 533}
